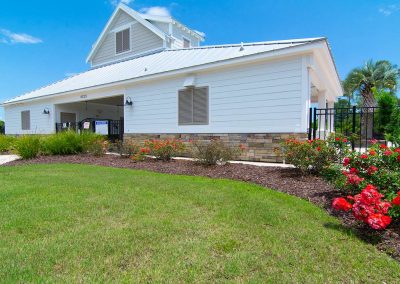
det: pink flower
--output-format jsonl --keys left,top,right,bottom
{"left": 343, "top": 157, "right": 350, "bottom": 166}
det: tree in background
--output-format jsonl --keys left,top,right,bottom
{"left": 343, "top": 60, "right": 399, "bottom": 107}
{"left": 0, "top": 120, "right": 4, "bottom": 134}
{"left": 373, "top": 88, "right": 398, "bottom": 135}
{"left": 343, "top": 60, "right": 399, "bottom": 141}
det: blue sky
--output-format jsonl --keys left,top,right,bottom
{"left": 1, "top": 0, "right": 399, "bottom": 120}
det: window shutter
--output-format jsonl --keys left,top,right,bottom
{"left": 193, "top": 87, "right": 208, "bottom": 124}
{"left": 116, "top": 28, "right": 130, "bottom": 54}
{"left": 122, "top": 28, "right": 130, "bottom": 51}
{"left": 21, "top": 111, "right": 30, "bottom": 130}
{"left": 116, "top": 31, "right": 123, "bottom": 53}
{"left": 178, "top": 89, "right": 193, "bottom": 124}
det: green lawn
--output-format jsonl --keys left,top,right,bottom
{"left": 0, "top": 164, "right": 399, "bottom": 282}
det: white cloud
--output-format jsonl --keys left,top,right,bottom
{"left": 109, "top": 0, "right": 133, "bottom": 7}
{"left": 379, "top": 4, "right": 400, "bottom": 16}
{"left": 0, "top": 29, "right": 42, "bottom": 44}
{"left": 140, "top": 6, "right": 171, "bottom": 17}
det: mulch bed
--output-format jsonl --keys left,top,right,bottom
{"left": 4, "top": 154, "right": 400, "bottom": 261}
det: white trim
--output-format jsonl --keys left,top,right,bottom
{"left": 110, "top": 22, "right": 136, "bottom": 33}
{"left": 86, "top": 3, "right": 168, "bottom": 63}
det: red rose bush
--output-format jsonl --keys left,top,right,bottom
{"left": 333, "top": 141, "right": 400, "bottom": 230}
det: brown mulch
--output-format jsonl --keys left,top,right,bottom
{"left": 4, "top": 154, "right": 400, "bottom": 261}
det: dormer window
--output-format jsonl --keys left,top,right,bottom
{"left": 116, "top": 28, "right": 130, "bottom": 54}
{"left": 183, "top": 37, "right": 191, "bottom": 48}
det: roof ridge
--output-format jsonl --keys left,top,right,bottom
{"left": 165, "top": 38, "right": 325, "bottom": 52}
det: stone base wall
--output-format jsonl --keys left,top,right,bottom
{"left": 124, "top": 133, "right": 307, "bottom": 163}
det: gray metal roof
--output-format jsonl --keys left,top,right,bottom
{"left": 4, "top": 38, "right": 324, "bottom": 104}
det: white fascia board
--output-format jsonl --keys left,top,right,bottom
{"left": 86, "top": 4, "right": 168, "bottom": 63}
{"left": 4, "top": 42, "right": 321, "bottom": 106}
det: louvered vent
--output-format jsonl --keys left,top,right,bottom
{"left": 21, "top": 110, "right": 30, "bottom": 130}
{"left": 116, "top": 28, "right": 130, "bottom": 54}
{"left": 178, "top": 87, "right": 209, "bottom": 125}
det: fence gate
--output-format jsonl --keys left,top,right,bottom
{"left": 308, "top": 106, "right": 397, "bottom": 150}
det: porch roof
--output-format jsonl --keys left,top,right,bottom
{"left": 3, "top": 38, "right": 339, "bottom": 105}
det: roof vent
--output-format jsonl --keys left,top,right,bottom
{"left": 239, "top": 42, "right": 244, "bottom": 52}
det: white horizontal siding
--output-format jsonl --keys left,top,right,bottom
{"left": 92, "top": 11, "right": 164, "bottom": 67}
{"left": 124, "top": 57, "right": 304, "bottom": 133}
{"left": 4, "top": 101, "right": 55, "bottom": 135}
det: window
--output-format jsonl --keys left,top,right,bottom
{"left": 21, "top": 110, "right": 30, "bottom": 130}
{"left": 183, "top": 37, "right": 191, "bottom": 48}
{"left": 116, "top": 28, "right": 130, "bottom": 54}
{"left": 178, "top": 87, "right": 209, "bottom": 125}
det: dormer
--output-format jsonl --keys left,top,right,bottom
{"left": 86, "top": 4, "right": 205, "bottom": 68}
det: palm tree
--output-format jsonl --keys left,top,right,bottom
{"left": 343, "top": 60, "right": 399, "bottom": 142}
{"left": 343, "top": 60, "right": 399, "bottom": 107}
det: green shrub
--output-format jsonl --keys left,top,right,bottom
{"left": 87, "top": 139, "right": 108, "bottom": 157}
{"left": 14, "top": 135, "right": 41, "bottom": 159}
{"left": 41, "top": 131, "right": 84, "bottom": 155}
{"left": 0, "top": 135, "right": 16, "bottom": 153}
{"left": 281, "top": 136, "right": 348, "bottom": 175}
{"left": 385, "top": 107, "right": 400, "bottom": 146}
{"left": 191, "top": 140, "right": 243, "bottom": 166}
{"left": 112, "top": 140, "right": 141, "bottom": 158}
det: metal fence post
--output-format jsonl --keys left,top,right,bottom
{"left": 308, "top": 108, "right": 313, "bottom": 140}
{"left": 313, "top": 108, "right": 317, "bottom": 140}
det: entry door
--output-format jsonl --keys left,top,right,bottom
{"left": 60, "top": 112, "right": 77, "bottom": 123}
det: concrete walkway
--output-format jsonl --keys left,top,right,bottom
{"left": 173, "top": 157, "right": 294, "bottom": 168}
{"left": 0, "top": 155, "right": 20, "bottom": 165}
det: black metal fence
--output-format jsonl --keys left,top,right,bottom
{"left": 0, "top": 124, "right": 4, "bottom": 134}
{"left": 308, "top": 106, "right": 399, "bottom": 150}
{"left": 56, "top": 118, "right": 124, "bottom": 141}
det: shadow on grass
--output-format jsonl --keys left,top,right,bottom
{"left": 323, "top": 222, "right": 383, "bottom": 245}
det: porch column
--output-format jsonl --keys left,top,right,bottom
{"left": 317, "top": 91, "right": 327, "bottom": 137}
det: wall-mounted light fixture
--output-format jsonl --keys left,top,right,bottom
{"left": 43, "top": 107, "right": 50, "bottom": 115}
{"left": 125, "top": 96, "right": 133, "bottom": 106}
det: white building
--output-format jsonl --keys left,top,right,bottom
{"left": 1, "top": 4, "right": 342, "bottom": 162}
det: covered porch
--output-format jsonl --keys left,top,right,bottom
{"left": 54, "top": 95, "right": 125, "bottom": 140}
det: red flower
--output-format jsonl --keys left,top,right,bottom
{"left": 343, "top": 138, "right": 348, "bottom": 143}
{"left": 316, "top": 146, "right": 321, "bottom": 152}
{"left": 394, "top": 148, "right": 400, "bottom": 153}
{"left": 360, "top": 153, "right": 369, "bottom": 159}
{"left": 360, "top": 184, "right": 382, "bottom": 204}
{"left": 383, "top": 150, "right": 393, "bottom": 156}
{"left": 345, "top": 173, "right": 364, "bottom": 186}
{"left": 369, "top": 150, "right": 377, "bottom": 156}
{"left": 367, "top": 165, "right": 378, "bottom": 175}
{"left": 375, "top": 201, "right": 391, "bottom": 214}
{"left": 379, "top": 144, "right": 388, "bottom": 149}
{"left": 392, "top": 196, "right": 400, "bottom": 206}
{"left": 398, "top": 156, "right": 400, "bottom": 162}
{"left": 332, "top": 198, "right": 352, "bottom": 212}
{"left": 349, "top": 167, "right": 359, "bottom": 174}
{"left": 343, "top": 157, "right": 350, "bottom": 166}
{"left": 366, "top": 214, "right": 391, "bottom": 230}
{"left": 352, "top": 202, "right": 374, "bottom": 221}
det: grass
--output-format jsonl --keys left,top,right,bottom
{"left": 0, "top": 164, "right": 399, "bottom": 282}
